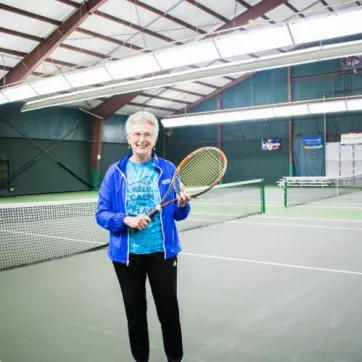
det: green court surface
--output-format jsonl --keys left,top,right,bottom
{"left": 1, "top": 187, "right": 362, "bottom": 362}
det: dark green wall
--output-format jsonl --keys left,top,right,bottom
{"left": 2, "top": 58, "right": 362, "bottom": 195}
{"left": 0, "top": 138, "right": 91, "bottom": 195}
{"left": 163, "top": 59, "right": 362, "bottom": 184}
{"left": 0, "top": 103, "right": 94, "bottom": 196}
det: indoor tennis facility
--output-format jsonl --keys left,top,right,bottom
{"left": 1, "top": 1, "right": 362, "bottom": 362}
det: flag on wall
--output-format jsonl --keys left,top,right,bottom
{"left": 261, "top": 137, "right": 281, "bottom": 151}
{"left": 303, "top": 135, "right": 323, "bottom": 149}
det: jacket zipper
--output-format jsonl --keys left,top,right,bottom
{"left": 117, "top": 166, "right": 130, "bottom": 266}
{"left": 154, "top": 164, "right": 166, "bottom": 259}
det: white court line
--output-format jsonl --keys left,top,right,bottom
{"left": 255, "top": 215, "right": 362, "bottom": 224}
{"left": 181, "top": 252, "right": 362, "bottom": 276}
{"left": 186, "top": 218, "right": 362, "bottom": 231}
{"left": 287, "top": 204, "right": 362, "bottom": 209}
{"left": 230, "top": 220, "right": 362, "bottom": 231}
{"left": 0, "top": 229, "right": 104, "bottom": 245}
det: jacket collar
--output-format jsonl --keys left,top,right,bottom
{"left": 117, "top": 151, "right": 160, "bottom": 173}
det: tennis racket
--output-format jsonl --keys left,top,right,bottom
{"left": 147, "top": 146, "right": 227, "bottom": 219}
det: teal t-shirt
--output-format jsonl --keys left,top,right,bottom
{"left": 126, "top": 159, "right": 164, "bottom": 254}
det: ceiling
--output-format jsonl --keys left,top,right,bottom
{"left": 0, "top": 0, "right": 360, "bottom": 119}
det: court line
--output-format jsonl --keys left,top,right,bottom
{"left": 0, "top": 229, "right": 105, "bottom": 245}
{"left": 231, "top": 220, "right": 362, "bottom": 231}
{"left": 283, "top": 204, "right": 362, "bottom": 209}
{"left": 187, "top": 218, "right": 362, "bottom": 231}
{"left": 255, "top": 216, "right": 362, "bottom": 223}
{"left": 181, "top": 252, "right": 362, "bottom": 276}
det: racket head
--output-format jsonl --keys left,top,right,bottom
{"left": 172, "top": 147, "right": 227, "bottom": 197}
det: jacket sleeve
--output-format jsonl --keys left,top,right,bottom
{"left": 95, "top": 166, "right": 127, "bottom": 233}
{"left": 173, "top": 201, "right": 191, "bottom": 221}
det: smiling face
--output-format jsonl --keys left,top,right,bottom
{"left": 127, "top": 122, "right": 157, "bottom": 163}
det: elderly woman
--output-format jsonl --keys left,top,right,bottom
{"left": 95, "top": 111, "right": 191, "bottom": 362}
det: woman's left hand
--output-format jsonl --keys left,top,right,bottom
{"left": 177, "top": 191, "right": 191, "bottom": 208}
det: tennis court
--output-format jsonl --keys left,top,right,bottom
{"left": 1, "top": 1, "right": 362, "bottom": 362}
{"left": 1, "top": 185, "right": 362, "bottom": 362}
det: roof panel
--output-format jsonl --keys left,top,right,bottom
{"left": 322, "top": 0, "right": 358, "bottom": 11}
{"left": 172, "top": 82, "right": 215, "bottom": 95}
{"left": 48, "top": 47, "right": 100, "bottom": 68}
{"left": 0, "top": 9, "right": 56, "bottom": 38}
{"left": 145, "top": 98, "right": 181, "bottom": 109}
{"left": 81, "top": 15, "right": 137, "bottom": 42}
{"left": 264, "top": 4, "right": 297, "bottom": 22}
{"left": 245, "top": 0, "right": 263, "bottom": 6}
{"left": 0, "top": 33, "right": 38, "bottom": 53}
{"left": 147, "top": 16, "right": 198, "bottom": 42}
{"left": 132, "top": 95, "right": 152, "bottom": 103}
{"left": 99, "top": 0, "right": 159, "bottom": 27}
{"left": 168, "top": 2, "right": 223, "bottom": 33}
{"left": 34, "top": 62, "right": 71, "bottom": 76}
{"left": 195, "top": 0, "right": 247, "bottom": 20}
{"left": 303, "top": 2, "right": 334, "bottom": 17}
{"left": 136, "top": 0, "right": 186, "bottom": 13}
{"left": 108, "top": 46, "right": 140, "bottom": 59}
{"left": 125, "top": 33, "right": 170, "bottom": 51}
{"left": 63, "top": 31, "right": 120, "bottom": 57}
{"left": 77, "top": 99, "right": 104, "bottom": 109}
{"left": 0, "top": 0, "right": 74, "bottom": 21}
{"left": 0, "top": 54, "right": 21, "bottom": 68}
{"left": 288, "top": 0, "right": 323, "bottom": 13}
{"left": 201, "top": 77, "right": 231, "bottom": 87}
{"left": 155, "top": 89, "right": 201, "bottom": 103}
{"left": 118, "top": 104, "right": 172, "bottom": 117}
{"left": 0, "top": 69, "right": 7, "bottom": 79}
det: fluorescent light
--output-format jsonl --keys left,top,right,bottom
{"left": 220, "top": 111, "right": 244, "bottom": 122}
{"left": 65, "top": 67, "right": 113, "bottom": 88}
{"left": 289, "top": 8, "right": 362, "bottom": 44}
{"left": 21, "top": 40, "right": 362, "bottom": 112}
{"left": 242, "top": 108, "right": 275, "bottom": 120}
{"left": 308, "top": 100, "right": 347, "bottom": 114}
{"left": 273, "top": 104, "right": 309, "bottom": 117}
{"left": 346, "top": 98, "right": 362, "bottom": 111}
{"left": 2, "top": 84, "right": 37, "bottom": 102}
{"left": 105, "top": 54, "right": 161, "bottom": 80}
{"left": 155, "top": 41, "right": 220, "bottom": 70}
{"left": 215, "top": 25, "right": 294, "bottom": 58}
{"left": 30, "top": 75, "right": 72, "bottom": 95}
{"left": 161, "top": 96, "right": 362, "bottom": 128}
{"left": 162, "top": 114, "right": 217, "bottom": 128}
{"left": 0, "top": 92, "right": 9, "bottom": 105}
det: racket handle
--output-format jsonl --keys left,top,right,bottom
{"left": 147, "top": 205, "right": 162, "bottom": 219}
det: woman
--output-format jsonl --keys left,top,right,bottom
{"left": 95, "top": 111, "right": 191, "bottom": 362}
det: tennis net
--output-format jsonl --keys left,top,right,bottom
{"left": 282, "top": 173, "right": 362, "bottom": 207}
{"left": 0, "top": 179, "right": 265, "bottom": 271}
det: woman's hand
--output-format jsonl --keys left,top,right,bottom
{"left": 177, "top": 191, "right": 191, "bottom": 208}
{"left": 124, "top": 215, "right": 151, "bottom": 230}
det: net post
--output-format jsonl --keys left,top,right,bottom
{"left": 260, "top": 179, "right": 266, "bottom": 213}
{"left": 283, "top": 178, "right": 287, "bottom": 207}
{"left": 336, "top": 177, "right": 340, "bottom": 196}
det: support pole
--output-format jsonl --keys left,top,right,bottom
{"left": 90, "top": 116, "right": 103, "bottom": 190}
{"left": 287, "top": 66, "right": 293, "bottom": 176}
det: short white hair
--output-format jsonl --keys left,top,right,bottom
{"left": 125, "top": 111, "right": 159, "bottom": 136}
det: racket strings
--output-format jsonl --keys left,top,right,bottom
{"left": 177, "top": 148, "right": 226, "bottom": 195}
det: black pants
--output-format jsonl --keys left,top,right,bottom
{"left": 113, "top": 252, "right": 183, "bottom": 362}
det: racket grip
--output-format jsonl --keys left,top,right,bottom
{"left": 147, "top": 206, "right": 161, "bottom": 219}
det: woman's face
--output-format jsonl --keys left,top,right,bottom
{"left": 127, "top": 122, "right": 157, "bottom": 160}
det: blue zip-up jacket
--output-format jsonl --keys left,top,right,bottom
{"left": 95, "top": 152, "right": 191, "bottom": 265}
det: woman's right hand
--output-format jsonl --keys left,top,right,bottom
{"left": 124, "top": 215, "right": 151, "bottom": 230}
